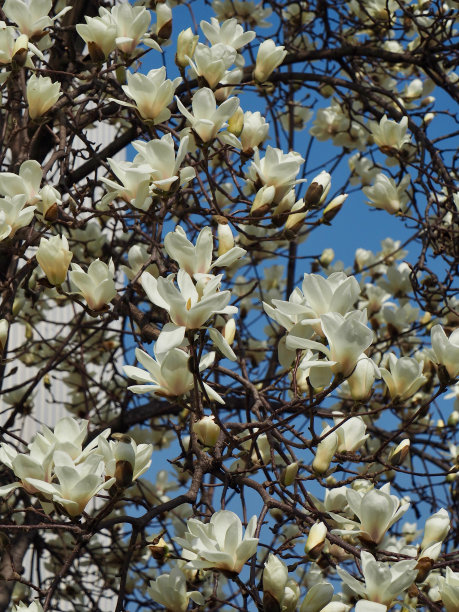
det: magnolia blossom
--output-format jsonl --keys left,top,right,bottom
{"left": 428, "top": 324, "right": 459, "bottom": 379}
{"left": 26, "top": 74, "right": 61, "bottom": 120}
{"left": 346, "top": 355, "right": 380, "bottom": 400}
{"left": 337, "top": 551, "right": 417, "bottom": 607}
{"left": 106, "top": 3, "right": 157, "bottom": 56}
{"left": 0, "top": 195, "right": 35, "bottom": 240}
{"left": 254, "top": 39, "right": 287, "bottom": 82}
{"left": 369, "top": 115, "right": 411, "bottom": 151}
{"left": 13, "top": 602, "right": 44, "bottom": 612}
{"left": 0, "top": 159, "right": 42, "bottom": 205}
{"left": 176, "top": 87, "right": 240, "bottom": 143}
{"left": 76, "top": 12, "right": 117, "bottom": 60}
{"left": 69, "top": 259, "right": 117, "bottom": 311}
{"left": 36, "top": 235, "right": 73, "bottom": 285}
{"left": 118, "top": 68, "right": 181, "bottom": 123}
{"left": 263, "top": 554, "right": 289, "bottom": 609}
{"left": 299, "top": 583, "right": 334, "bottom": 612}
{"left": 26, "top": 451, "right": 115, "bottom": 517}
{"left": 188, "top": 43, "right": 236, "bottom": 89}
{"left": 420, "top": 508, "right": 450, "bottom": 551}
{"left": 164, "top": 225, "right": 245, "bottom": 276}
{"left": 124, "top": 345, "right": 224, "bottom": 404}
{"left": 200, "top": 17, "right": 256, "bottom": 50}
{"left": 148, "top": 567, "right": 204, "bottom": 611}
{"left": 142, "top": 269, "right": 237, "bottom": 352}
{"left": 330, "top": 483, "right": 410, "bottom": 545}
{"left": 380, "top": 353, "right": 427, "bottom": 401}
{"left": 246, "top": 146, "right": 305, "bottom": 205}
{"left": 3, "top": 0, "right": 70, "bottom": 39}
{"left": 97, "top": 436, "right": 152, "bottom": 487}
{"left": 174, "top": 510, "right": 259, "bottom": 574}
{"left": 239, "top": 110, "right": 270, "bottom": 152}
{"left": 100, "top": 159, "right": 152, "bottom": 210}
{"left": 438, "top": 567, "right": 459, "bottom": 612}
{"left": 0, "top": 318, "right": 8, "bottom": 351}
{"left": 193, "top": 415, "right": 221, "bottom": 446}
{"left": 132, "top": 134, "right": 195, "bottom": 192}
{"left": 363, "top": 173, "right": 410, "bottom": 214}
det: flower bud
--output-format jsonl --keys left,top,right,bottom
{"left": 312, "top": 431, "right": 338, "bottom": 475}
{"left": 283, "top": 579, "right": 300, "bottom": 612}
{"left": 321, "top": 194, "right": 348, "bottom": 224}
{"left": 389, "top": 439, "right": 410, "bottom": 466}
{"left": 0, "top": 319, "right": 9, "bottom": 352}
{"left": 448, "top": 410, "right": 459, "bottom": 427}
{"left": 112, "top": 433, "right": 136, "bottom": 487}
{"left": 420, "top": 508, "right": 450, "bottom": 550}
{"left": 37, "top": 185, "right": 61, "bottom": 221}
{"left": 254, "top": 40, "right": 287, "bottom": 83}
{"left": 251, "top": 185, "right": 275, "bottom": 217}
{"left": 147, "top": 533, "right": 169, "bottom": 561}
{"left": 263, "top": 554, "right": 288, "bottom": 611}
{"left": 12, "top": 34, "right": 29, "bottom": 66}
{"left": 304, "top": 171, "right": 331, "bottom": 208}
{"left": 227, "top": 107, "right": 244, "bottom": 137}
{"left": 36, "top": 235, "right": 73, "bottom": 286}
{"left": 176, "top": 27, "right": 199, "bottom": 68}
{"left": 423, "top": 112, "right": 435, "bottom": 125}
{"left": 192, "top": 415, "right": 221, "bottom": 447}
{"left": 284, "top": 200, "right": 308, "bottom": 237}
{"left": 216, "top": 217, "right": 235, "bottom": 255}
{"left": 281, "top": 461, "right": 299, "bottom": 486}
{"left": 223, "top": 318, "right": 236, "bottom": 345}
{"left": 320, "top": 248, "right": 335, "bottom": 267}
{"left": 304, "top": 522, "right": 327, "bottom": 559}
{"left": 156, "top": 3, "right": 172, "bottom": 39}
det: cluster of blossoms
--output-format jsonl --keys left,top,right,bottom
{"left": 0, "top": 0, "right": 457, "bottom": 610}
{"left": 0, "top": 417, "right": 152, "bottom": 516}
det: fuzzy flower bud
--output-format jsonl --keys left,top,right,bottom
{"left": 304, "top": 171, "right": 331, "bottom": 208}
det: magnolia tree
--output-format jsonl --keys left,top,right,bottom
{"left": 0, "top": 0, "right": 458, "bottom": 610}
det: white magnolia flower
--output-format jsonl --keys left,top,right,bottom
{"left": 13, "top": 601, "right": 44, "bottom": 612}
{"left": 369, "top": 115, "right": 411, "bottom": 151}
{"left": 334, "top": 415, "right": 369, "bottom": 452}
{"left": 26, "top": 74, "right": 61, "bottom": 120}
{"left": 438, "top": 567, "right": 459, "bottom": 612}
{"left": 147, "top": 566, "right": 204, "bottom": 612}
{"left": 254, "top": 39, "right": 287, "bottom": 82}
{"left": 246, "top": 146, "right": 305, "bottom": 205}
{"left": 76, "top": 11, "right": 117, "bottom": 60}
{"left": 313, "top": 429, "right": 338, "bottom": 474}
{"left": 176, "top": 87, "right": 240, "bottom": 142}
{"left": 212, "top": 0, "right": 273, "bottom": 28}
{"left": 263, "top": 554, "right": 288, "bottom": 608}
{"left": 36, "top": 234, "right": 73, "bottom": 285}
{"left": 97, "top": 435, "right": 153, "bottom": 486}
{"left": 428, "top": 324, "right": 459, "bottom": 379}
{"left": 337, "top": 551, "right": 417, "bottom": 607}
{"left": 0, "top": 195, "right": 35, "bottom": 240}
{"left": 101, "top": 159, "right": 152, "bottom": 210}
{"left": 0, "top": 159, "right": 42, "bottom": 205}
{"left": 380, "top": 353, "right": 427, "bottom": 401}
{"left": 105, "top": 3, "right": 157, "bottom": 56}
{"left": 120, "top": 244, "right": 158, "bottom": 281}
{"left": 299, "top": 582, "right": 334, "bottom": 612}
{"left": 174, "top": 509, "right": 259, "bottom": 574}
{"left": 188, "top": 43, "right": 237, "bottom": 89}
{"left": 239, "top": 110, "right": 270, "bottom": 152}
{"left": 193, "top": 415, "right": 221, "bottom": 446}
{"left": 163, "top": 225, "right": 245, "bottom": 276}
{"left": 0, "top": 318, "right": 8, "bottom": 351}
{"left": 124, "top": 346, "right": 224, "bottom": 404}
{"left": 132, "top": 133, "right": 195, "bottom": 192}
{"left": 118, "top": 68, "right": 181, "bottom": 123}
{"left": 26, "top": 451, "right": 115, "bottom": 517}
{"left": 141, "top": 269, "right": 237, "bottom": 352}
{"left": 201, "top": 17, "right": 256, "bottom": 50}
{"left": 363, "top": 173, "right": 410, "bottom": 214}
{"left": 330, "top": 483, "right": 410, "bottom": 545}
{"left": 346, "top": 355, "right": 380, "bottom": 401}
{"left": 69, "top": 259, "right": 117, "bottom": 311}
{"left": 4, "top": 0, "right": 69, "bottom": 39}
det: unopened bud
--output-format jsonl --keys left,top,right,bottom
{"left": 156, "top": 3, "right": 172, "bottom": 39}
{"left": 304, "top": 171, "right": 331, "bottom": 208}
{"left": 312, "top": 431, "right": 338, "bottom": 475}
{"left": 0, "top": 319, "right": 9, "bottom": 352}
{"left": 223, "top": 318, "right": 236, "bottom": 345}
{"left": 147, "top": 533, "right": 169, "bottom": 561}
{"left": 227, "top": 107, "right": 244, "bottom": 137}
{"left": 192, "top": 415, "right": 221, "bottom": 447}
{"left": 320, "top": 248, "right": 335, "bottom": 267}
{"left": 216, "top": 217, "right": 235, "bottom": 255}
{"left": 420, "top": 508, "right": 450, "bottom": 550}
{"left": 112, "top": 433, "right": 135, "bottom": 487}
{"left": 304, "top": 521, "right": 327, "bottom": 559}
{"left": 176, "top": 27, "right": 199, "bottom": 68}
{"left": 389, "top": 439, "right": 410, "bottom": 466}
{"left": 283, "top": 200, "right": 307, "bottom": 237}
{"left": 251, "top": 185, "right": 275, "bottom": 217}
{"left": 281, "top": 461, "right": 299, "bottom": 486}
{"left": 448, "top": 410, "right": 459, "bottom": 427}
{"left": 263, "top": 554, "right": 288, "bottom": 611}
{"left": 423, "top": 112, "right": 435, "bottom": 125}
{"left": 12, "top": 35, "right": 29, "bottom": 66}
{"left": 321, "top": 194, "right": 347, "bottom": 224}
